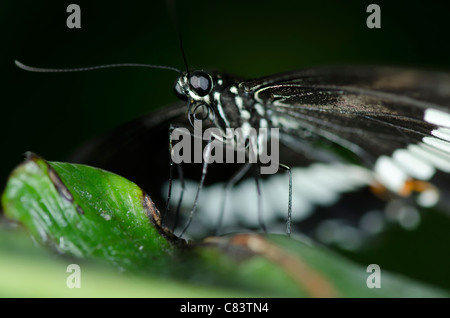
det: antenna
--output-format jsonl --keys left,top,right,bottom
{"left": 14, "top": 60, "right": 181, "bottom": 74}
{"left": 166, "top": 0, "right": 189, "bottom": 75}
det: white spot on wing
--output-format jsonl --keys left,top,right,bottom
{"left": 392, "top": 149, "right": 435, "bottom": 180}
{"left": 374, "top": 141, "right": 445, "bottom": 208}
{"left": 408, "top": 143, "right": 450, "bottom": 172}
{"left": 423, "top": 136, "right": 450, "bottom": 154}
{"left": 424, "top": 108, "right": 450, "bottom": 128}
{"left": 374, "top": 156, "right": 408, "bottom": 192}
{"left": 431, "top": 127, "right": 450, "bottom": 142}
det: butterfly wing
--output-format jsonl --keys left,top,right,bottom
{"left": 243, "top": 66, "right": 450, "bottom": 209}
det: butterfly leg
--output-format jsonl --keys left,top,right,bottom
{"left": 279, "top": 163, "right": 293, "bottom": 236}
{"left": 179, "top": 140, "right": 212, "bottom": 238}
{"left": 167, "top": 124, "right": 189, "bottom": 231}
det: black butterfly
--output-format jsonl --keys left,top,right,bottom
{"left": 60, "top": 65, "right": 450, "bottom": 240}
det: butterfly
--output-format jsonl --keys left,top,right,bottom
{"left": 54, "top": 64, "right": 450, "bottom": 241}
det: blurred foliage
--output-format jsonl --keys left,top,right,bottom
{"left": 0, "top": 228, "right": 255, "bottom": 297}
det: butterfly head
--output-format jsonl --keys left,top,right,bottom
{"left": 174, "top": 70, "right": 213, "bottom": 102}
{"left": 174, "top": 70, "right": 233, "bottom": 135}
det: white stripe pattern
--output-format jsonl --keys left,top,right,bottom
{"left": 373, "top": 107, "right": 450, "bottom": 206}
{"left": 165, "top": 163, "right": 374, "bottom": 231}
{"left": 431, "top": 127, "right": 450, "bottom": 142}
{"left": 423, "top": 136, "right": 450, "bottom": 154}
{"left": 424, "top": 108, "right": 450, "bottom": 128}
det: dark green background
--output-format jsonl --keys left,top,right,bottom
{"left": 2, "top": 0, "right": 450, "bottom": 290}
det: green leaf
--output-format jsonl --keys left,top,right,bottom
{"left": 1, "top": 152, "right": 178, "bottom": 272}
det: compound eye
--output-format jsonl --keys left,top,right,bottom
{"left": 174, "top": 78, "right": 188, "bottom": 101}
{"left": 189, "top": 71, "right": 212, "bottom": 97}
